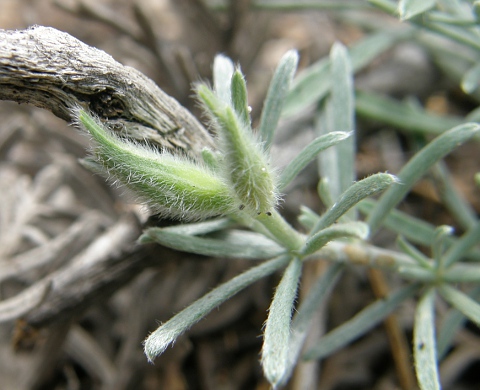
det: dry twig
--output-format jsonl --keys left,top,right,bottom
{"left": 0, "top": 26, "right": 214, "bottom": 155}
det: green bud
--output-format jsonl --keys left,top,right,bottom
{"left": 75, "top": 108, "right": 236, "bottom": 220}
{"left": 197, "top": 85, "right": 278, "bottom": 215}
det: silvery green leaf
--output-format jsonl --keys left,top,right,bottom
{"left": 356, "top": 90, "right": 464, "bottom": 136}
{"left": 144, "top": 255, "right": 291, "bottom": 362}
{"left": 160, "top": 218, "right": 234, "bottom": 236}
{"left": 317, "top": 177, "right": 335, "bottom": 209}
{"left": 443, "top": 220, "right": 480, "bottom": 267}
{"left": 439, "top": 284, "right": 480, "bottom": 326}
{"left": 231, "top": 69, "right": 251, "bottom": 126}
{"left": 396, "top": 236, "right": 432, "bottom": 269}
{"left": 462, "top": 62, "right": 480, "bottom": 94}
{"left": 312, "top": 173, "right": 398, "bottom": 235}
{"left": 278, "top": 131, "right": 350, "bottom": 191}
{"left": 443, "top": 264, "right": 480, "bottom": 283}
{"left": 304, "top": 284, "right": 419, "bottom": 360}
{"left": 278, "top": 263, "right": 343, "bottom": 386}
{"left": 213, "top": 54, "right": 234, "bottom": 105}
{"left": 297, "top": 205, "right": 321, "bottom": 231}
{"left": 367, "top": 123, "right": 480, "bottom": 234}
{"left": 302, "top": 222, "right": 369, "bottom": 256}
{"left": 360, "top": 199, "right": 435, "bottom": 245}
{"left": 432, "top": 225, "right": 454, "bottom": 265}
{"left": 261, "top": 257, "right": 302, "bottom": 388}
{"left": 359, "top": 199, "right": 480, "bottom": 261}
{"left": 431, "top": 163, "right": 477, "bottom": 231}
{"left": 414, "top": 288, "right": 441, "bottom": 390}
{"left": 283, "top": 30, "right": 408, "bottom": 118}
{"left": 318, "top": 42, "right": 355, "bottom": 209}
{"left": 437, "top": 287, "right": 480, "bottom": 359}
{"left": 258, "top": 50, "right": 298, "bottom": 151}
{"left": 399, "top": 0, "right": 436, "bottom": 20}
{"left": 140, "top": 228, "right": 285, "bottom": 259}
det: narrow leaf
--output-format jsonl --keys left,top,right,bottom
{"left": 213, "top": 54, "right": 234, "bottom": 104}
{"left": 396, "top": 236, "right": 432, "bottom": 269}
{"left": 304, "top": 284, "right": 419, "bottom": 360}
{"left": 302, "top": 222, "right": 369, "bottom": 256}
{"left": 466, "top": 106, "right": 480, "bottom": 122}
{"left": 144, "top": 255, "right": 291, "bottom": 362}
{"left": 360, "top": 199, "right": 436, "bottom": 245}
{"left": 311, "top": 173, "right": 398, "bottom": 235}
{"left": 327, "top": 42, "right": 356, "bottom": 203}
{"left": 462, "top": 62, "right": 480, "bottom": 94}
{"left": 356, "top": 90, "right": 464, "bottom": 136}
{"left": 283, "top": 30, "right": 409, "bottom": 118}
{"left": 259, "top": 50, "right": 299, "bottom": 150}
{"left": 278, "top": 131, "right": 350, "bottom": 191}
{"left": 231, "top": 69, "right": 251, "bottom": 125}
{"left": 414, "top": 288, "right": 440, "bottom": 390}
{"left": 252, "top": 1, "right": 371, "bottom": 11}
{"left": 444, "top": 264, "right": 480, "bottom": 283}
{"left": 399, "top": 0, "right": 436, "bottom": 20}
{"left": 425, "top": 11, "right": 476, "bottom": 26}
{"left": 278, "top": 263, "right": 343, "bottom": 386}
{"left": 359, "top": 199, "right": 480, "bottom": 260}
{"left": 160, "top": 218, "right": 234, "bottom": 236}
{"left": 432, "top": 225, "right": 454, "bottom": 265}
{"left": 284, "top": 58, "right": 329, "bottom": 119}
{"left": 372, "top": 0, "right": 480, "bottom": 51}
{"left": 201, "top": 147, "right": 221, "bottom": 170}
{"left": 432, "top": 162, "right": 477, "bottom": 231}
{"left": 262, "top": 257, "right": 302, "bottom": 388}
{"left": 317, "top": 177, "right": 335, "bottom": 209}
{"left": 367, "top": 123, "right": 480, "bottom": 234}
{"left": 439, "top": 284, "right": 480, "bottom": 327}
{"left": 437, "top": 287, "right": 480, "bottom": 359}
{"left": 140, "top": 228, "right": 284, "bottom": 259}
{"left": 297, "top": 205, "right": 321, "bottom": 231}
{"left": 444, "top": 221, "right": 480, "bottom": 267}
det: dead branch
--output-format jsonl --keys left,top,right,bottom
{"left": 0, "top": 25, "right": 214, "bottom": 156}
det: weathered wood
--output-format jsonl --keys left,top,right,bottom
{"left": 0, "top": 25, "right": 214, "bottom": 156}
{"left": 21, "top": 213, "right": 148, "bottom": 327}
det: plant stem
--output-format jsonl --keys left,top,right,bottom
{"left": 255, "top": 210, "right": 305, "bottom": 251}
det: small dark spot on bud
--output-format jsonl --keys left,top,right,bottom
{"left": 257, "top": 212, "right": 261, "bottom": 215}
{"left": 239, "top": 204, "right": 245, "bottom": 210}
{"left": 266, "top": 211, "right": 272, "bottom": 216}
{"left": 418, "top": 342, "right": 425, "bottom": 350}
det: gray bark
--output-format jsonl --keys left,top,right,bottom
{"left": 0, "top": 25, "right": 214, "bottom": 156}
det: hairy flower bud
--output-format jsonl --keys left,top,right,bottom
{"left": 74, "top": 108, "right": 236, "bottom": 220}
{"left": 196, "top": 85, "right": 278, "bottom": 215}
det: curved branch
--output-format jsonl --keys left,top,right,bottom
{"left": 0, "top": 25, "right": 214, "bottom": 156}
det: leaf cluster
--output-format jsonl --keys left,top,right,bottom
{"left": 76, "top": 1, "right": 480, "bottom": 388}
